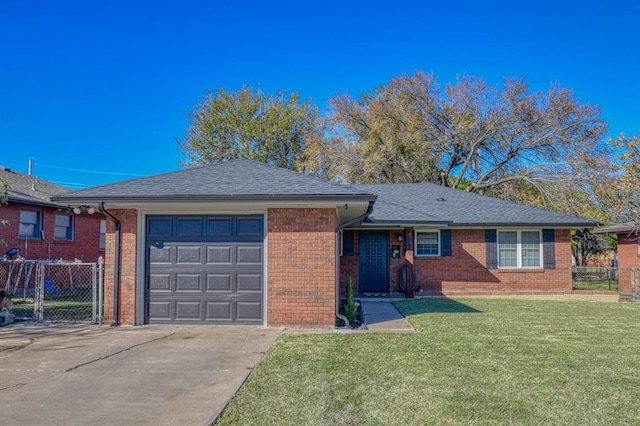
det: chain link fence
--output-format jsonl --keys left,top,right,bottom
{"left": 1, "top": 259, "right": 103, "bottom": 324}
{"left": 572, "top": 266, "right": 619, "bottom": 291}
{"left": 631, "top": 268, "right": 639, "bottom": 301}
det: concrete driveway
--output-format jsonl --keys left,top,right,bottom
{"left": 0, "top": 323, "right": 281, "bottom": 425}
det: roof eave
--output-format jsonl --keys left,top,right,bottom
{"left": 351, "top": 220, "right": 599, "bottom": 229}
{"left": 51, "top": 193, "right": 378, "bottom": 204}
{"left": 449, "top": 221, "right": 600, "bottom": 228}
{"left": 8, "top": 197, "right": 64, "bottom": 209}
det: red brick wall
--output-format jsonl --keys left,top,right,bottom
{"left": 616, "top": 234, "right": 638, "bottom": 295}
{"left": 1, "top": 202, "right": 104, "bottom": 261}
{"left": 267, "top": 208, "right": 338, "bottom": 327}
{"left": 103, "top": 209, "right": 137, "bottom": 325}
{"left": 339, "top": 232, "right": 359, "bottom": 292}
{"left": 340, "top": 229, "right": 574, "bottom": 295}
{"left": 416, "top": 229, "right": 573, "bottom": 295}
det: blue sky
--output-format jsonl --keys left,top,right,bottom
{"left": 1, "top": 1, "right": 639, "bottom": 188}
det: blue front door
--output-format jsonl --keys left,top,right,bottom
{"left": 359, "top": 232, "right": 389, "bottom": 293}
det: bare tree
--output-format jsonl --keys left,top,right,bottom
{"left": 317, "top": 72, "right": 608, "bottom": 194}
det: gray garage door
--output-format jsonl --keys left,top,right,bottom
{"left": 146, "top": 215, "right": 264, "bottom": 324}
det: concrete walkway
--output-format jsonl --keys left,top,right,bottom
{"left": 360, "top": 300, "right": 415, "bottom": 332}
{"left": 0, "top": 323, "right": 281, "bottom": 425}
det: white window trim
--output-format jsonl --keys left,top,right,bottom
{"left": 415, "top": 229, "right": 441, "bottom": 257}
{"left": 497, "top": 229, "right": 543, "bottom": 269}
{"left": 18, "top": 209, "right": 42, "bottom": 239}
{"left": 54, "top": 213, "right": 74, "bottom": 241}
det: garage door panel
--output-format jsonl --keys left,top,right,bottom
{"left": 176, "top": 217, "right": 204, "bottom": 237}
{"left": 149, "top": 245, "right": 172, "bottom": 263}
{"left": 237, "top": 274, "right": 262, "bottom": 292}
{"left": 147, "top": 214, "right": 264, "bottom": 324}
{"left": 237, "top": 217, "right": 263, "bottom": 238}
{"left": 148, "top": 301, "right": 171, "bottom": 320}
{"left": 206, "top": 246, "right": 233, "bottom": 264}
{"left": 175, "top": 274, "right": 202, "bottom": 292}
{"left": 175, "top": 301, "right": 202, "bottom": 320}
{"left": 237, "top": 246, "right": 262, "bottom": 264}
{"left": 176, "top": 245, "right": 204, "bottom": 264}
{"left": 207, "top": 274, "right": 232, "bottom": 291}
{"left": 207, "top": 302, "right": 233, "bottom": 321}
{"left": 149, "top": 274, "right": 172, "bottom": 291}
{"left": 207, "top": 217, "right": 233, "bottom": 237}
{"left": 148, "top": 218, "right": 172, "bottom": 238}
{"left": 236, "top": 302, "right": 262, "bottom": 322}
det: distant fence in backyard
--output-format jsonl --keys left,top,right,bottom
{"left": 572, "top": 266, "right": 618, "bottom": 291}
{"left": 0, "top": 258, "right": 103, "bottom": 323}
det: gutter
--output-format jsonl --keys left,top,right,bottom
{"left": 335, "top": 201, "right": 375, "bottom": 326}
{"left": 98, "top": 202, "right": 121, "bottom": 326}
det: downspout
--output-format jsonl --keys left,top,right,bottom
{"left": 98, "top": 202, "right": 121, "bottom": 326}
{"left": 335, "top": 201, "right": 374, "bottom": 326}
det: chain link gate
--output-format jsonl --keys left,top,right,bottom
{"left": 1, "top": 258, "right": 103, "bottom": 324}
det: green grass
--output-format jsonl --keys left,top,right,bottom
{"left": 217, "top": 298, "right": 640, "bottom": 425}
{"left": 10, "top": 297, "right": 93, "bottom": 321}
{"left": 572, "top": 280, "right": 618, "bottom": 291}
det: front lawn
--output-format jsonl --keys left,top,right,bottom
{"left": 217, "top": 298, "right": 640, "bottom": 425}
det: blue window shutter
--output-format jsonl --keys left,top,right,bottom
{"left": 485, "top": 229, "right": 498, "bottom": 269}
{"left": 543, "top": 229, "right": 556, "bottom": 269}
{"left": 441, "top": 230, "right": 452, "bottom": 256}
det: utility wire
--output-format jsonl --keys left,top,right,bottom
{"left": 34, "top": 161, "right": 146, "bottom": 177}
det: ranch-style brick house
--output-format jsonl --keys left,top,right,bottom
{"left": 1, "top": 166, "right": 105, "bottom": 261}
{"left": 53, "top": 159, "right": 597, "bottom": 328}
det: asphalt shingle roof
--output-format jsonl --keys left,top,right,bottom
{"left": 0, "top": 166, "right": 68, "bottom": 207}
{"left": 53, "top": 159, "right": 375, "bottom": 202}
{"left": 52, "top": 159, "right": 597, "bottom": 228}
{"left": 355, "top": 183, "right": 598, "bottom": 227}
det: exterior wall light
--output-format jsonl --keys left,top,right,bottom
{"left": 71, "top": 206, "right": 96, "bottom": 215}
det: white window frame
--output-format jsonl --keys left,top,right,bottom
{"left": 19, "top": 209, "right": 42, "bottom": 239}
{"left": 415, "top": 229, "right": 441, "bottom": 257}
{"left": 54, "top": 213, "right": 74, "bottom": 241}
{"left": 497, "top": 230, "right": 543, "bottom": 269}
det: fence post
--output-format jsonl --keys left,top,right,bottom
{"left": 35, "top": 263, "right": 44, "bottom": 321}
{"left": 632, "top": 268, "right": 638, "bottom": 301}
{"left": 98, "top": 256, "right": 104, "bottom": 325}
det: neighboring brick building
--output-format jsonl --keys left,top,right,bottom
{"left": 54, "top": 159, "right": 597, "bottom": 328}
{"left": 0, "top": 166, "right": 104, "bottom": 261}
{"left": 594, "top": 223, "right": 638, "bottom": 295}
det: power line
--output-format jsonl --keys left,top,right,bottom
{"left": 34, "top": 161, "right": 146, "bottom": 177}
